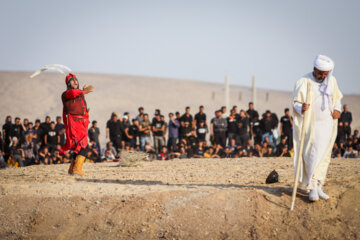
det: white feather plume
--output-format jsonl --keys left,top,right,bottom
{"left": 30, "top": 64, "right": 73, "bottom": 78}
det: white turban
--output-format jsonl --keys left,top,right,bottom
{"left": 313, "top": 54, "right": 335, "bottom": 111}
{"left": 314, "top": 55, "right": 334, "bottom": 71}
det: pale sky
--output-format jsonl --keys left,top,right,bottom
{"left": 0, "top": 0, "right": 359, "bottom": 94}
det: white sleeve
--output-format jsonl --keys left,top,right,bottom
{"left": 294, "top": 102, "right": 303, "bottom": 116}
{"left": 334, "top": 100, "right": 342, "bottom": 112}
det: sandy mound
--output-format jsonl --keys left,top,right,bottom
{"left": 0, "top": 157, "right": 359, "bottom": 239}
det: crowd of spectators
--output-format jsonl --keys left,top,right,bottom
{"left": 1, "top": 103, "right": 358, "bottom": 168}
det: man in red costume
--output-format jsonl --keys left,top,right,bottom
{"left": 61, "top": 73, "right": 94, "bottom": 175}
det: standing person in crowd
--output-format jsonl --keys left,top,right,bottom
{"left": 2, "top": 116, "right": 12, "bottom": 159}
{"left": 152, "top": 113, "right": 165, "bottom": 153}
{"left": 106, "top": 113, "right": 122, "bottom": 153}
{"left": 180, "top": 106, "right": 193, "bottom": 127}
{"left": 227, "top": 109, "right": 238, "bottom": 145}
{"left": 246, "top": 102, "right": 259, "bottom": 122}
{"left": 167, "top": 113, "right": 180, "bottom": 152}
{"left": 136, "top": 107, "right": 145, "bottom": 123}
{"left": 237, "top": 110, "right": 249, "bottom": 148}
{"left": 246, "top": 102, "right": 259, "bottom": 137}
{"left": 194, "top": 105, "right": 207, "bottom": 127}
{"left": 61, "top": 73, "right": 94, "bottom": 175}
{"left": 260, "top": 111, "right": 274, "bottom": 145}
{"left": 88, "top": 120, "right": 101, "bottom": 151}
{"left": 23, "top": 118, "right": 29, "bottom": 131}
{"left": 280, "top": 108, "right": 293, "bottom": 149}
{"left": 139, "top": 114, "right": 152, "bottom": 151}
{"left": 232, "top": 106, "right": 240, "bottom": 120}
{"left": 340, "top": 104, "right": 352, "bottom": 139}
{"left": 250, "top": 115, "right": 262, "bottom": 145}
{"left": 45, "top": 122, "right": 59, "bottom": 154}
{"left": 221, "top": 106, "right": 228, "bottom": 118}
{"left": 161, "top": 115, "right": 168, "bottom": 145}
{"left": 10, "top": 117, "right": 25, "bottom": 144}
{"left": 55, "top": 116, "right": 66, "bottom": 146}
{"left": 40, "top": 116, "right": 51, "bottom": 145}
{"left": 292, "top": 55, "right": 342, "bottom": 201}
{"left": 210, "top": 110, "right": 228, "bottom": 148}
{"left": 121, "top": 115, "right": 131, "bottom": 148}
{"left": 125, "top": 119, "right": 139, "bottom": 148}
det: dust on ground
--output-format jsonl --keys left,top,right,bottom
{"left": 0, "top": 157, "right": 359, "bottom": 239}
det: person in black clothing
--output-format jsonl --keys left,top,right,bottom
{"left": 106, "top": 113, "right": 122, "bottom": 152}
{"left": 180, "top": 106, "right": 193, "bottom": 126}
{"left": 121, "top": 115, "right": 131, "bottom": 147}
{"left": 152, "top": 114, "right": 165, "bottom": 153}
{"left": 45, "top": 122, "right": 59, "bottom": 153}
{"left": 10, "top": 117, "right": 25, "bottom": 144}
{"left": 246, "top": 102, "right": 259, "bottom": 136}
{"left": 340, "top": 104, "right": 352, "bottom": 139}
{"left": 194, "top": 105, "right": 207, "bottom": 128}
{"left": 2, "top": 116, "right": 12, "bottom": 159}
{"left": 280, "top": 108, "right": 293, "bottom": 149}
{"left": 55, "top": 116, "right": 66, "bottom": 146}
{"left": 250, "top": 115, "right": 262, "bottom": 145}
{"left": 88, "top": 120, "right": 101, "bottom": 150}
{"left": 276, "top": 136, "right": 288, "bottom": 156}
{"left": 210, "top": 110, "right": 228, "bottom": 148}
{"left": 196, "top": 121, "right": 207, "bottom": 142}
{"left": 260, "top": 111, "right": 274, "bottom": 144}
{"left": 175, "top": 112, "right": 181, "bottom": 122}
{"left": 40, "top": 116, "right": 51, "bottom": 145}
{"left": 236, "top": 110, "right": 249, "bottom": 147}
{"left": 336, "top": 121, "right": 346, "bottom": 144}
{"left": 227, "top": 109, "right": 238, "bottom": 145}
{"left": 246, "top": 102, "right": 259, "bottom": 122}
{"left": 125, "top": 119, "right": 139, "bottom": 148}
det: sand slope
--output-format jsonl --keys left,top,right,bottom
{"left": 1, "top": 71, "right": 359, "bottom": 147}
{"left": 0, "top": 157, "right": 359, "bottom": 239}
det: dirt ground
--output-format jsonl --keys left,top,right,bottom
{"left": 0, "top": 157, "right": 359, "bottom": 240}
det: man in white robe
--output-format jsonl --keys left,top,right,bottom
{"left": 292, "top": 55, "right": 343, "bottom": 201}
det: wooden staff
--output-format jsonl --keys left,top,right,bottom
{"left": 290, "top": 81, "right": 311, "bottom": 211}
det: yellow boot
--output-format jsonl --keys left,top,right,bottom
{"left": 72, "top": 155, "right": 86, "bottom": 175}
{"left": 68, "top": 159, "right": 75, "bottom": 175}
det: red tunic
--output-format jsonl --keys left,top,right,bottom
{"left": 60, "top": 89, "right": 89, "bottom": 155}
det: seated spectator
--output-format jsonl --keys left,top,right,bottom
{"left": 263, "top": 146, "right": 276, "bottom": 157}
{"left": 343, "top": 146, "right": 358, "bottom": 158}
{"left": 39, "top": 146, "right": 51, "bottom": 165}
{"left": 86, "top": 145, "right": 101, "bottom": 163}
{"left": 105, "top": 141, "right": 117, "bottom": 159}
{"left": 52, "top": 150, "right": 63, "bottom": 164}
{"left": 159, "top": 146, "right": 169, "bottom": 160}
{"left": 21, "top": 135, "right": 36, "bottom": 166}
{"left": 332, "top": 143, "right": 342, "bottom": 158}
{"left": 276, "top": 136, "right": 288, "bottom": 156}
{"left": 193, "top": 141, "right": 205, "bottom": 158}
{"left": 227, "top": 138, "right": 237, "bottom": 151}
{"left": 222, "top": 147, "right": 234, "bottom": 158}
{"left": 9, "top": 137, "right": 24, "bottom": 167}
{"left": 204, "top": 147, "right": 220, "bottom": 158}
{"left": 245, "top": 139, "right": 255, "bottom": 155}
{"left": 278, "top": 145, "right": 291, "bottom": 157}
{"left": 253, "top": 144, "right": 263, "bottom": 157}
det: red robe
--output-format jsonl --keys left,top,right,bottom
{"left": 60, "top": 89, "right": 89, "bottom": 155}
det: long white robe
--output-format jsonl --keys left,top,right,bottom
{"left": 292, "top": 73, "right": 343, "bottom": 189}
